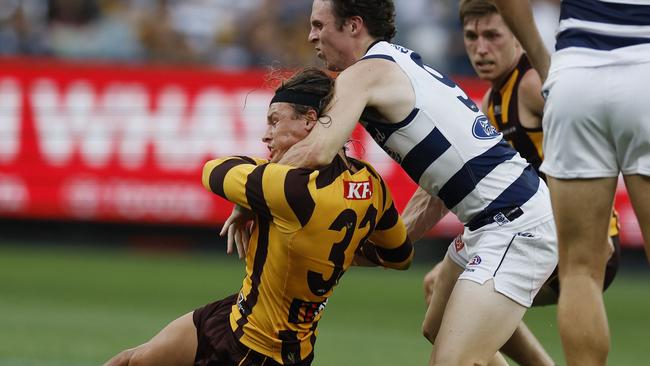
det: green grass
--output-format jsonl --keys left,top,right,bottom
{"left": 0, "top": 244, "right": 647, "bottom": 365}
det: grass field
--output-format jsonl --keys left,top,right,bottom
{"left": 0, "top": 244, "right": 648, "bottom": 366}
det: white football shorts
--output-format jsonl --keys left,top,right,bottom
{"left": 540, "top": 62, "right": 650, "bottom": 178}
{"left": 447, "top": 186, "right": 558, "bottom": 307}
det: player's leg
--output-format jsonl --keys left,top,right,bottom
{"left": 422, "top": 254, "right": 464, "bottom": 344}
{"left": 548, "top": 177, "right": 617, "bottom": 366}
{"left": 103, "top": 312, "right": 197, "bottom": 366}
{"left": 623, "top": 174, "right": 650, "bottom": 261}
{"left": 429, "top": 279, "right": 526, "bottom": 366}
{"left": 423, "top": 263, "right": 442, "bottom": 305}
{"left": 614, "top": 61, "right": 650, "bottom": 262}
{"left": 500, "top": 321, "right": 554, "bottom": 366}
{"left": 488, "top": 352, "right": 509, "bottom": 366}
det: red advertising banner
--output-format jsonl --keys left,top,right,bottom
{"left": 0, "top": 58, "right": 643, "bottom": 246}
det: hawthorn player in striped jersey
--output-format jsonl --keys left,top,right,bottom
{"left": 103, "top": 67, "right": 412, "bottom": 366}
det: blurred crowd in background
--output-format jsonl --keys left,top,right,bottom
{"left": 0, "top": 0, "right": 559, "bottom": 76}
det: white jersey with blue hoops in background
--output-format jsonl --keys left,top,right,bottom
{"left": 552, "top": 0, "right": 650, "bottom": 70}
{"left": 358, "top": 41, "right": 550, "bottom": 227}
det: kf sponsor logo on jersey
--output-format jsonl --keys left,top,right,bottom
{"left": 344, "top": 180, "right": 373, "bottom": 200}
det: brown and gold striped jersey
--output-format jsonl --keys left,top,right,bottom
{"left": 486, "top": 54, "right": 544, "bottom": 177}
{"left": 486, "top": 54, "right": 619, "bottom": 237}
{"left": 202, "top": 154, "right": 412, "bottom": 365}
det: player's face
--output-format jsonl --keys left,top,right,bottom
{"left": 263, "top": 103, "right": 315, "bottom": 163}
{"left": 463, "top": 13, "right": 521, "bottom": 83}
{"left": 309, "top": 0, "right": 356, "bottom": 71}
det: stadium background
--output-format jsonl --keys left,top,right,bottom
{"left": 0, "top": 1, "right": 647, "bottom": 365}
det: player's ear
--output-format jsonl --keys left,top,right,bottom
{"left": 348, "top": 16, "right": 363, "bottom": 35}
{"left": 305, "top": 108, "right": 318, "bottom": 132}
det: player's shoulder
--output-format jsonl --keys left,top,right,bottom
{"left": 262, "top": 163, "right": 316, "bottom": 190}
{"left": 342, "top": 57, "right": 397, "bottom": 82}
{"left": 481, "top": 88, "right": 493, "bottom": 113}
{"left": 348, "top": 157, "right": 382, "bottom": 180}
{"left": 347, "top": 158, "right": 390, "bottom": 198}
{"left": 318, "top": 157, "right": 385, "bottom": 193}
{"left": 518, "top": 68, "right": 543, "bottom": 96}
{"left": 517, "top": 68, "right": 545, "bottom": 113}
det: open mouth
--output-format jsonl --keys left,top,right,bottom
{"left": 475, "top": 60, "right": 495, "bottom": 69}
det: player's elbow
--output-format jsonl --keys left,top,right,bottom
{"left": 406, "top": 253, "right": 414, "bottom": 269}
{"left": 393, "top": 254, "right": 413, "bottom": 271}
{"left": 201, "top": 160, "right": 216, "bottom": 192}
{"left": 384, "top": 260, "right": 411, "bottom": 271}
{"left": 379, "top": 238, "right": 413, "bottom": 270}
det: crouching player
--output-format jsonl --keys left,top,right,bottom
{"left": 103, "top": 67, "right": 413, "bottom": 366}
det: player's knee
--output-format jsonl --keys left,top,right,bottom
{"left": 422, "top": 321, "right": 436, "bottom": 344}
{"left": 127, "top": 347, "right": 156, "bottom": 366}
{"left": 103, "top": 348, "right": 136, "bottom": 366}
{"left": 431, "top": 354, "right": 489, "bottom": 366}
{"left": 110, "top": 345, "right": 156, "bottom": 366}
{"left": 563, "top": 240, "right": 610, "bottom": 267}
{"left": 424, "top": 270, "right": 438, "bottom": 288}
{"left": 423, "top": 266, "right": 443, "bottom": 296}
{"left": 561, "top": 255, "right": 608, "bottom": 280}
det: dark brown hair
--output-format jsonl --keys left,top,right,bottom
{"left": 459, "top": 0, "right": 499, "bottom": 26}
{"left": 330, "top": 0, "right": 396, "bottom": 41}
{"left": 274, "top": 67, "right": 335, "bottom": 119}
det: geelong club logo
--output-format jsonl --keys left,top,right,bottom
{"left": 472, "top": 115, "right": 500, "bottom": 140}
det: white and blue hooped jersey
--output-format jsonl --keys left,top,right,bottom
{"left": 552, "top": 0, "right": 650, "bottom": 70}
{"left": 359, "top": 41, "right": 542, "bottom": 225}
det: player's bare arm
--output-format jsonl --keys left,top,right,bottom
{"left": 492, "top": 0, "right": 550, "bottom": 81}
{"left": 279, "top": 58, "right": 414, "bottom": 168}
{"left": 402, "top": 187, "right": 449, "bottom": 243}
{"left": 517, "top": 69, "right": 544, "bottom": 129}
{"left": 277, "top": 62, "right": 372, "bottom": 168}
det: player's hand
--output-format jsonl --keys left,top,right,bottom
{"left": 220, "top": 205, "right": 255, "bottom": 259}
{"left": 278, "top": 147, "right": 306, "bottom": 167}
{"left": 277, "top": 134, "right": 323, "bottom": 169}
{"left": 351, "top": 241, "right": 382, "bottom": 267}
{"left": 351, "top": 253, "right": 378, "bottom": 267}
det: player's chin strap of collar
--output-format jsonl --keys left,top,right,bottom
{"left": 270, "top": 89, "right": 322, "bottom": 110}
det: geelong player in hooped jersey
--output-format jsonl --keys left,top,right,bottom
{"left": 272, "top": 1, "right": 558, "bottom": 365}
{"left": 494, "top": 1, "right": 650, "bottom": 365}
{"left": 103, "top": 68, "right": 412, "bottom": 366}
